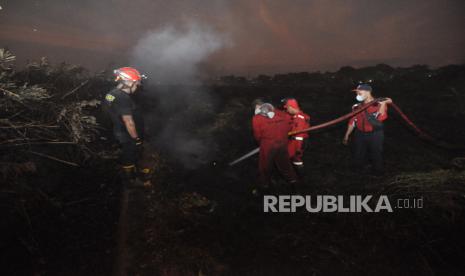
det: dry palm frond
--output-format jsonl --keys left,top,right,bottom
{"left": 0, "top": 48, "right": 16, "bottom": 65}
{"left": 57, "top": 100, "right": 101, "bottom": 143}
{"left": 0, "top": 85, "right": 51, "bottom": 104}
{"left": 17, "top": 85, "right": 51, "bottom": 101}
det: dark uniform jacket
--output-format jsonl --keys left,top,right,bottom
{"left": 103, "top": 88, "right": 142, "bottom": 143}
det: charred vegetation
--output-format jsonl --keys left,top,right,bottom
{"left": 1, "top": 50, "right": 465, "bottom": 275}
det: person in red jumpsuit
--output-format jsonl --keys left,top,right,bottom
{"left": 282, "top": 98, "right": 310, "bottom": 176}
{"left": 252, "top": 100, "right": 298, "bottom": 192}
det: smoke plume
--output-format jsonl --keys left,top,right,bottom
{"left": 131, "top": 23, "right": 228, "bottom": 84}
{"left": 130, "top": 22, "right": 229, "bottom": 169}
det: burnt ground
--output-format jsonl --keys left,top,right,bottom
{"left": 120, "top": 71, "right": 465, "bottom": 275}
{"left": 2, "top": 64, "right": 465, "bottom": 275}
{"left": 1, "top": 158, "right": 121, "bottom": 275}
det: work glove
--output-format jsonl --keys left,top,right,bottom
{"left": 135, "top": 137, "right": 143, "bottom": 150}
{"left": 135, "top": 137, "right": 144, "bottom": 157}
{"left": 135, "top": 137, "right": 143, "bottom": 146}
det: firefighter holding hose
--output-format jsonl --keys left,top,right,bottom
{"left": 252, "top": 99, "right": 299, "bottom": 193}
{"left": 343, "top": 84, "right": 392, "bottom": 175}
{"left": 103, "top": 67, "right": 152, "bottom": 187}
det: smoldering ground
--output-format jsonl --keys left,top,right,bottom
{"left": 130, "top": 22, "right": 230, "bottom": 169}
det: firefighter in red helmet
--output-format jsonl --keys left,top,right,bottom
{"left": 103, "top": 67, "right": 152, "bottom": 187}
{"left": 282, "top": 98, "right": 310, "bottom": 177}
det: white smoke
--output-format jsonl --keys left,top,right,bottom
{"left": 130, "top": 22, "right": 229, "bottom": 169}
{"left": 131, "top": 22, "right": 228, "bottom": 84}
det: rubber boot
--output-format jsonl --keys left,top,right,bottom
{"left": 138, "top": 167, "right": 153, "bottom": 188}
{"left": 294, "top": 164, "right": 306, "bottom": 179}
{"left": 121, "top": 165, "right": 144, "bottom": 188}
{"left": 121, "top": 165, "right": 136, "bottom": 180}
{"left": 289, "top": 179, "right": 301, "bottom": 194}
{"left": 293, "top": 165, "right": 307, "bottom": 189}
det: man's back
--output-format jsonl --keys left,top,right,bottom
{"left": 252, "top": 110, "right": 292, "bottom": 145}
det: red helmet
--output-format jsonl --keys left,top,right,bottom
{"left": 283, "top": 98, "right": 300, "bottom": 109}
{"left": 114, "top": 67, "right": 145, "bottom": 82}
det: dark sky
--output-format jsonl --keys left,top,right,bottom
{"left": 1, "top": 0, "right": 464, "bottom": 74}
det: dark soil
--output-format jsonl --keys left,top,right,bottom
{"left": 120, "top": 65, "right": 465, "bottom": 275}
{"left": 2, "top": 63, "right": 465, "bottom": 275}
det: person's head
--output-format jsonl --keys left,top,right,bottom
{"left": 352, "top": 84, "right": 373, "bottom": 102}
{"left": 282, "top": 98, "right": 300, "bottom": 115}
{"left": 257, "top": 103, "right": 275, "bottom": 119}
{"left": 114, "top": 67, "right": 145, "bottom": 94}
{"left": 252, "top": 98, "right": 265, "bottom": 110}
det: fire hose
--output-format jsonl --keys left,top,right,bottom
{"left": 228, "top": 99, "right": 464, "bottom": 166}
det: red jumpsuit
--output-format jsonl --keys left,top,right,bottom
{"left": 288, "top": 112, "right": 310, "bottom": 166}
{"left": 252, "top": 110, "right": 298, "bottom": 187}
